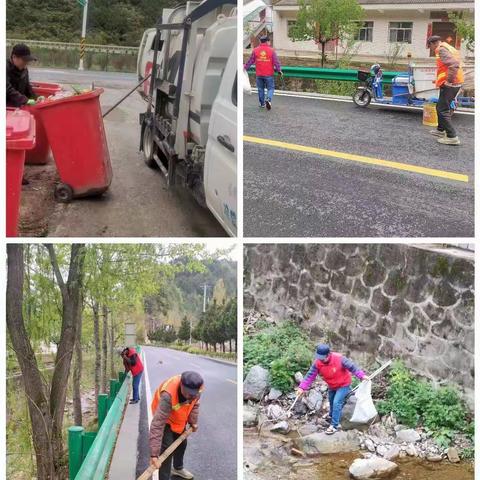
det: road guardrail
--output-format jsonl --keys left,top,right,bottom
{"left": 68, "top": 370, "right": 128, "bottom": 480}
{"left": 6, "top": 38, "right": 138, "bottom": 55}
{"left": 247, "top": 66, "right": 398, "bottom": 83}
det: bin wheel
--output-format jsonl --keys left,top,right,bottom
{"left": 142, "top": 125, "right": 158, "bottom": 169}
{"left": 55, "top": 183, "right": 74, "bottom": 203}
{"left": 353, "top": 89, "right": 371, "bottom": 107}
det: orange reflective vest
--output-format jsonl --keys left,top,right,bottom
{"left": 150, "top": 375, "right": 202, "bottom": 433}
{"left": 435, "top": 42, "right": 464, "bottom": 87}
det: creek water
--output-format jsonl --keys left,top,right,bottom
{"left": 245, "top": 435, "right": 474, "bottom": 480}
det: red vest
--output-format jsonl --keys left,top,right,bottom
{"left": 315, "top": 352, "right": 351, "bottom": 389}
{"left": 126, "top": 348, "right": 144, "bottom": 376}
{"left": 254, "top": 45, "right": 274, "bottom": 77}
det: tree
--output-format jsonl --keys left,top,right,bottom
{"left": 178, "top": 316, "right": 191, "bottom": 343}
{"left": 289, "top": 0, "right": 364, "bottom": 67}
{"left": 449, "top": 12, "right": 474, "bottom": 53}
{"left": 7, "top": 244, "right": 86, "bottom": 479}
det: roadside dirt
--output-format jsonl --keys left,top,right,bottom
{"left": 19, "top": 160, "right": 58, "bottom": 237}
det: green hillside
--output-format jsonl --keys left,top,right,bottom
{"left": 7, "top": 0, "right": 176, "bottom": 45}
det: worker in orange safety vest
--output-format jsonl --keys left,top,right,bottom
{"left": 149, "top": 372, "right": 204, "bottom": 480}
{"left": 427, "top": 35, "right": 464, "bottom": 146}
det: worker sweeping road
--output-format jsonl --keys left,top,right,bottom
{"left": 149, "top": 371, "right": 204, "bottom": 480}
{"left": 120, "top": 347, "right": 144, "bottom": 404}
{"left": 244, "top": 35, "right": 282, "bottom": 110}
{"left": 296, "top": 344, "right": 367, "bottom": 435}
{"left": 427, "top": 35, "right": 464, "bottom": 146}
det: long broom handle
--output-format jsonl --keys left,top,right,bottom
{"left": 136, "top": 428, "right": 192, "bottom": 480}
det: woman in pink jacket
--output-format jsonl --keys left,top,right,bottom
{"left": 297, "top": 344, "right": 366, "bottom": 435}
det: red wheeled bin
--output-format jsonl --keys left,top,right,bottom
{"left": 34, "top": 88, "right": 112, "bottom": 202}
{"left": 6, "top": 108, "right": 36, "bottom": 237}
{"left": 23, "top": 82, "right": 63, "bottom": 165}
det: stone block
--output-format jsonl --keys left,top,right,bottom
{"left": 325, "top": 248, "right": 347, "bottom": 270}
{"left": 363, "top": 261, "right": 387, "bottom": 287}
{"left": 371, "top": 288, "right": 391, "bottom": 315}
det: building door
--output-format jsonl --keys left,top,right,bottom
{"left": 429, "top": 21, "right": 457, "bottom": 56}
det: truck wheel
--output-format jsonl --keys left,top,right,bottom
{"left": 353, "top": 90, "right": 371, "bottom": 107}
{"left": 55, "top": 183, "right": 74, "bottom": 203}
{"left": 142, "top": 125, "right": 158, "bottom": 169}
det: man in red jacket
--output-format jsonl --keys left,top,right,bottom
{"left": 244, "top": 35, "right": 282, "bottom": 110}
{"left": 120, "top": 347, "right": 144, "bottom": 404}
{"left": 296, "top": 344, "right": 367, "bottom": 435}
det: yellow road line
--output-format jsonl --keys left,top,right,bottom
{"left": 243, "top": 135, "right": 469, "bottom": 183}
{"left": 226, "top": 378, "right": 237, "bottom": 385}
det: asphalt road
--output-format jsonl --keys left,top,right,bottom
{"left": 138, "top": 346, "right": 237, "bottom": 480}
{"left": 243, "top": 92, "right": 474, "bottom": 237}
{"left": 27, "top": 67, "right": 225, "bottom": 237}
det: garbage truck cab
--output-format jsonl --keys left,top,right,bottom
{"left": 138, "top": 0, "right": 237, "bottom": 236}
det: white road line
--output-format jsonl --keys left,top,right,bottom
{"left": 250, "top": 89, "right": 475, "bottom": 116}
{"left": 142, "top": 348, "right": 158, "bottom": 480}
{"left": 226, "top": 378, "right": 237, "bottom": 385}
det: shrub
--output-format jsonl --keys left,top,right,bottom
{"left": 244, "top": 322, "right": 314, "bottom": 392}
{"left": 377, "top": 361, "right": 470, "bottom": 447}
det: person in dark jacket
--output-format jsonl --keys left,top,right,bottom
{"left": 120, "top": 347, "right": 144, "bottom": 404}
{"left": 7, "top": 43, "right": 38, "bottom": 107}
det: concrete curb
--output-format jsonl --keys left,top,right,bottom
{"left": 141, "top": 344, "right": 236, "bottom": 366}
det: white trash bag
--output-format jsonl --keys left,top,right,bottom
{"left": 350, "top": 380, "right": 377, "bottom": 424}
{"left": 242, "top": 69, "right": 252, "bottom": 94}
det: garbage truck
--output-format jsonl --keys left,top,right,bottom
{"left": 137, "top": 0, "right": 237, "bottom": 236}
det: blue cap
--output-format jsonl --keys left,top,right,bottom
{"left": 315, "top": 344, "right": 330, "bottom": 360}
{"left": 260, "top": 35, "right": 269, "bottom": 43}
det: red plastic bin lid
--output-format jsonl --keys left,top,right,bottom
{"left": 6, "top": 108, "right": 36, "bottom": 150}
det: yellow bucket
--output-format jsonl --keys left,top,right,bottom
{"left": 423, "top": 102, "right": 438, "bottom": 127}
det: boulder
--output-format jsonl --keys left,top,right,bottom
{"left": 268, "top": 388, "right": 283, "bottom": 401}
{"left": 294, "top": 372, "right": 304, "bottom": 384}
{"left": 349, "top": 456, "right": 399, "bottom": 479}
{"left": 405, "top": 444, "right": 418, "bottom": 456}
{"left": 270, "top": 421, "right": 291, "bottom": 434}
{"left": 364, "top": 438, "right": 376, "bottom": 453}
{"left": 244, "top": 365, "right": 270, "bottom": 401}
{"left": 305, "top": 389, "right": 323, "bottom": 411}
{"left": 396, "top": 428, "right": 420, "bottom": 443}
{"left": 427, "top": 454, "right": 443, "bottom": 462}
{"left": 294, "top": 431, "right": 360, "bottom": 456}
{"left": 243, "top": 405, "right": 259, "bottom": 427}
{"left": 298, "top": 424, "right": 318, "bottom": 436}
{"left": 267, "top": 404, "right": 284, "bottom": 420}
{"left": 447, "top": 447, "right": 460, "bottom": 463}
{"left": 383, "top": 445, "right": 400, "bottom": 461}
{"left": 341, "top": 396, "right": 370, "bottom": 431}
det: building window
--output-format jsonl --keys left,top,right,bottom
{"left": 287, "top": 20, "right": 297, "bottom": 37}
{"left": 354, "top": 21, "right": 373, "bottom": 42}
{"left": 389, "top": 22, "right": 413, "bottom": 43}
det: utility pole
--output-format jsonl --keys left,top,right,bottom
{"left": 78, "top": 0, "right": 89, "bottom": 71}
{"left": 203, "top": 283, "right": 208, "bottom": 312}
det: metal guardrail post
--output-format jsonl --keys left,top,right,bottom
{"left": 109, "top": 379, "right": 117, "bottom": 399}
{"left": 74, "top": 377, "right": 129, "bottom": 479}
{"left": 68, "top": 426, "right": 85, "bottom": 479}
{"left": 82, "top": 431, "right": 97, "bottom": 460}
{"left": 98, "top": 394, "right": 108, "bottom": 427}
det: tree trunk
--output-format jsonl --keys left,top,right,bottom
{"left": 101, "top": 305, "right": 108, "bottom": 392}
{"left": 229, "top": 339, "right": 232, "bottom": 352}
{"left": 92, "top": 302, "right": 100, "bottom": 415}
{"left": 321, "top": 41, "right": 326, "bottom": 68}
{"left": 47, "top": 244, "right": 86, "bottom": 469}
{"left": 109, "top": 315, "right": 115, "bottom": 379}
{"left": 7, "top": 245, "right": 56, "bottom": 480}
{"left": 72, "top": 296, "right": 83, "bottom": 426}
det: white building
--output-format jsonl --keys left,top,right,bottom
{"left": 271, "top": 0, "right": 474, "bottom": 62}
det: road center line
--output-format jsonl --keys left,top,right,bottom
{"left": 243, "top": 135, "right": 469, "bottom": 183}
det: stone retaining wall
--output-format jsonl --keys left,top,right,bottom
{"left": 244, "top": 244, "right": 474, "bottom": 406}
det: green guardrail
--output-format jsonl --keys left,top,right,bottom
{"left": 68, "top": 370, "right": 128, "bottom": 480}
{"left": 247, "top": 66, "right": 398, "bottom": 84}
